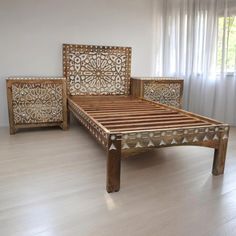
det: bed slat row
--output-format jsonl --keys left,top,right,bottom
{"left": 70, "top": 96, "right": 219, "bottom": 133}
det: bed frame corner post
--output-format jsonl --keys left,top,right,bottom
{"left": 212, "top": 128, "right": 229, "bottom": 175}
{"left": 106, "top": 134, "right": 122, "bottom": 193}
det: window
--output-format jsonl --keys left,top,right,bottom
{"left": 217, "top": 16, "right": 236, "bottom": 74}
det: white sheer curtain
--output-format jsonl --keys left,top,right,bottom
{"left": 153, "top": 0, "right": 236, "bottom": 125}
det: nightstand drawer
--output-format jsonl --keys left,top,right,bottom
{"left": 131, "top": 77, "right": 184, "bottom": 108}
{"left": 13, "top": 104, "right": 63, "bottom": 124}
{"left": 7, "top": 77, "right": 68, "bottom": 134}
{"left": 12, "top": 83, "right": 63, "bottom": 102}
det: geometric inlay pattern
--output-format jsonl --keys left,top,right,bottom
{"left": 12, "top": 83, "right": 63, "bottom": 124}
{"left": 144, "top": 81, "right": 182, "bottom": 108}
{"left": 107, "top": 125, "right": 230, "bottom": 151}
{"left": 63, "top": 44, "right": 132, "bottom": 96}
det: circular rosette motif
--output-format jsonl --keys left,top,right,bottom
{"left": 68, "top": 49, "right": 129, "bottom": 95}
{"left": 12, "top": 84, "right": 63, "bottom": 124}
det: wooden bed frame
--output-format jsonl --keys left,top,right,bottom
{"left": 63, "top": 44, "right": 230, "bottom": 193}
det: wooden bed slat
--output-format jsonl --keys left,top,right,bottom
{"left": 101, "top": 117, "right": 196, "bottom": 124}
{"left": 109, "top": 123, "right": 212, "bottom": 132}
{"left": 88, "top": 110, "right": 174, "bottom": 115}
{"left": 84, "top": 108, "right": 168, "bottom": 113}
{"left": 104, "top": 118, "right": 206, "bottom": 125}
{"left": 92, "top": 111, "right": 179, "bottom": 118}
{"left": 96, "top": 114, "right": 188, "bottom": 122}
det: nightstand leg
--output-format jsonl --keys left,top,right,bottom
{"left": 61, "top": 107, "right": 69, "bottom": 131}
{"left": 67, "top": 110, "right": 70, "bottom": 128}
{"left": 9, "top": 126, "right": 16, "bottom": 135}
{"left": 60, "top": 112, "right": 69, "bottom": 130}
{"left": 61, "top": 120, "right": 68, "bottom": 130}
{"left": 60, "top": 116, "right": 69, "bottom": 130}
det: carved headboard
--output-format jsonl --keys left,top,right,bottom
{"left": 63, "top": 44, "right": 132, "bottom": 96}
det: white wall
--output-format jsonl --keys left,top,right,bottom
{"left": 0, "top": 0, "right": 154, "bottom": 127}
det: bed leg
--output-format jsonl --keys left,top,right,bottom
{"left": 106, "top": 134, "right": 122, "bottom": 193}
{"left": 212, "top": 136, "right": 228, "bottom": 175}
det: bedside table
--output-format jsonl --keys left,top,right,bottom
{"left": 131, "top": 77, "right": 184, "bottom": 108}
{"left": 6, "top": 77, "right": 68, "bottom": 134}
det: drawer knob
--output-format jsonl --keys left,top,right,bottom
{"left": 21, "top": 91, "right": 25, "bottom": 95}
{"left": 22, "top": 113, "right": 26, "bottom": 117}
{"left": 172, "top": 89, "right": 176, "bottom": 93}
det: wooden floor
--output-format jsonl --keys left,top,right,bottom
{"left": 0, "top": 125, "right": 236, "bottom": 236}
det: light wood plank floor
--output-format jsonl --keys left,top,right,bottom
{"left": 0, "top": 125, "right": 236, "bottom": 236}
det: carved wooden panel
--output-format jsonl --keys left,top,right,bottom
{"left": 63, "top": 44, "right": 132, "bottom": 96}
{"left": 119, "top": 126, "right": 229, "bottom": 150}
{"left": 144, "top": 81, "right": 182, "bottom": 108}
{"left": 131, "top": 77, "right": 184, "bottom": 108}
{"left": 12, "top": 83, "right": 63, "bottom": 124}
{"left": 7, "top": 77, "right": 68, "bottom": 134}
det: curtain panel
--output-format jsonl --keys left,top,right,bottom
{"left": 153, "top": 0, "right": 236, "bottom": 125}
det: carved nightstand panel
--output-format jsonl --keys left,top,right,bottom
{"left": 7, "top": 77, "right": 68, "bottom": 134}
{"left": 131, "top": 77, "right": 184, "bottom": 108}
